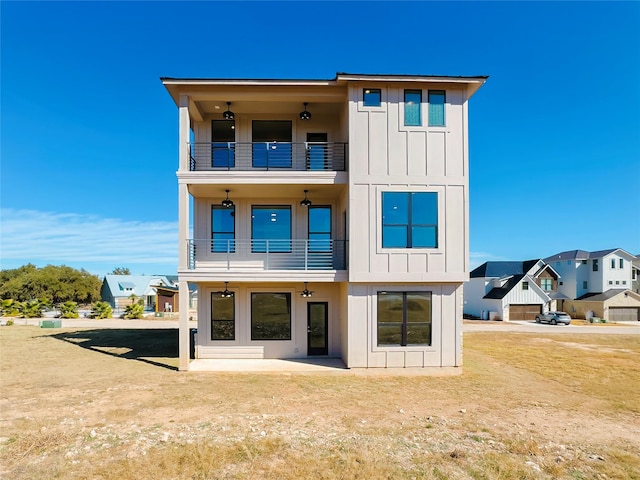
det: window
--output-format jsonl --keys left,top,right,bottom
{"left": 633, "top": 270, "right": 637, "bottom": 280}
{"left": 522, "top": 282, "right": 529, "bottom": 290}
{"left": 377, "top": 292, "right": 432, "bottom": 346}
{"left": 211, "top": 292, "right": 234, "bottom": 340}
{"left": 611, "top": 259, "right": 616, "bottom": 269}
{"left": 404, "top": 90, "right": 422, "bottom": 126}
{"left": 616, "top": 280, "right": 620, "bottom": 285}
{"left": 251, "top": 206, "right": 291, "bottom": 253}
{"left": 251, "top": 293, "right": 291, "bottom": 340}
{"left": 623, "top": 280, "right": 627, "bottom": 285}
{"left": 252, "top": 120, "right": 292, "bottom": 168}
{"left": 211, "top": 120, "right": 235, "bottom": 168}
{"left": 593, "top": 259, "right": 599, "bottom": 272}
{"left": 363, "top": 88, "right": 381, "bottom": 107}
{"left": 308, "top": 206, "right": 331, "bottom": 252}
{"left": 428, "top": 90, "right": 445, "bottom": 126}
{"left": 581, "top": 260, "right": 587, "bottom": 265}
{"left": 583, "top": 281, "right": 588, "bottom": 290}
{"left": 212, "top": 206, "right": 235, "bottom": 252}
{"left": 541, "top": 278, "right": 553, "bottom": 291}
{"left": 620, "top": 258, "right": 624, "bottom": 269}
{"left": 559, "top": 281, "right": 564, "bottom": 286}
{"left": 567, "top": 260, "right": 572, "bottom": 265}
{"left": 609, "top": 280, "right": 613, "bottom": 285}
{"left": 382, "top": 192, "right": 438, "bottom": 248}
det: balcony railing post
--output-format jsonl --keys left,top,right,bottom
{"left": 304, "top": 240, "right": 308, "bottom": 270}
{"left": 265, "top": 240, "right": 269, "bottom": 269}
{"left": 226, "top": 240, "right": 231, "bottom": 270}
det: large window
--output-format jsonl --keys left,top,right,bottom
{"left": 363, "top": 88, "right": 381, "bottom": 107}
{"left": 252, "top": 120, "right": 292, "bottom": 168}
{"left": 377, "top": 292, "right": 432, "bottom": 346}
{"left": 382, "top": 192, "right": 438, "bottom": 248}
{"left": 212, "top": 206, "right": 235, "bottom": 252}
{"left": 428, "top": 90, "right": 445, "bottom": 126}
{"left": 251, "top": 206, "right": 291, "bottom": 253}
{"left": 251, "top": 293, "right": 291, "bottom": 340}
{"left": 308, "top": 206, "right": 331, "bottom": 252}
{"left": 541, "top": 278, "right": 553, "bottom": 291}
{"left": 211, "top": 292, "right": 234, "bottom": 340}
{"left": 211, "top": 120, "right": 235, "bottom": 167}
{"left": 404, "top": 90, "right": 422, "bottom": 126}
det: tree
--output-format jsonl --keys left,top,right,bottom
{"left": 90, "top": 301, "right": 112, "bottom": 319}
{"left": 111, "top": 267, "right": 131, "bottom": 275}
{"left": 0, "top": 264, "right": 101, "bottom": 304}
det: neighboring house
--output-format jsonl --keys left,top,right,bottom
{"left": 465, "top": 260, "right": 563, "bottom": 321}
{"left": 162, "top": 72, "right": 487, "bottom": 370}
{"left": 101, "top": 275, "right": 174, "bottom": 311}
{"left": 632, "top": 255, "right": 640, "bottom": 294}
{"left": 543, "top": 249, "right": 640, "bottom": 321}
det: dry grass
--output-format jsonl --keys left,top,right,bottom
{"left": 1, "top": 326, "right": 639, "bottom": 479}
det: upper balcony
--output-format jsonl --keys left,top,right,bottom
{"left": 189, "top": 142, "right": 347, "bottom": 172}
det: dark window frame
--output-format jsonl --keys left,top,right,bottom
{"left": 404, "top": 89, "right": 422, "bottom": 126}
{"left": 377, "top": 291, "right": 432, "bottom": 347}
{"left": 428, "top": 90, "right": 446, "bottom": 126}
{"left": 382, "top": 192, "right": 438, "bottom": 249}
{"left": 593, "top": 259, "right": 599, "bottom": 272}
{"left": 251, "top": 205, "right": 292, "bottom": 253}
{"left": 211, "top": 205, "right": 235, "bottom": 253}
{"left": 522, "top": 282, "right": 529, "bottom": 290}
{"left": 211, "top": 292, "right": 235, "bottom": 340}
{"left": 251, "top": 292, "right": 292, "bottom": 341}
{"left": 363, "top": 88, "right": 382, "bottom": 107}
{"left": 211, "top": 120, "right": 236, "bottom": 168}
{"left": 308, "top": 205, "right": 332, "bottom": 253}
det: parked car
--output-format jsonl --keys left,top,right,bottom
{"left": 535, "top": 311, "right": 572, "bottom": 325}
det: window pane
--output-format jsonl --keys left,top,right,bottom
{"left": 382, "top": 192, "right": 409, "bottom": 224}
{"left": 377, "top": 292, "right": 403, "bottom": 346}
{"left": 212, "top": 234, "right": 235, "bottom": 253}
{"left": 251, "top": 293, "right": 291, "bottom": 340}
{"left": 212, "top": 207, "right": 235, "bottom": 253}
{"left": 212, "top": 120, "right": 236, "bottom": 168}
{"left": 211, "top": 293, "right": 234, "bottom": 340}
{"left": 363, "top": 88, "right": 381, "bottom": 107}
{"left": 407, "top": 323, "right": 431, "bottom": 345}
{"left": 252, "top": 206, "right": 291, "bottom": 253}
{"left": 411, "top": 226, "right": 437, "bottom": 248}
{"left": 309, "top": 207, "right": 331, "bottom": 233}
{"left": 252, "top": 121, "right": 293, "bottom": 168}
{"left": 428, "top": 90, "right": 445, "bottom": 126}
{"left": 383, "top": 226, "right": 408, "bottom": 248}
{"left": 309, "top": 233, "right": 331, "bottom": 253}
{"left": 404, "top": 90, "right": 422, "bottom": 126}
{"left": 411, "top": 193, "right": 437, "bottom": 225}
{"left": 406, "top": 293, "right": 431, "bottom": 324}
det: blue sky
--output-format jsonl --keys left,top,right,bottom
{"left": 1, "top": 1, "right": 639, "bottom": 277}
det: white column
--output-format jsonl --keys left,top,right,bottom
{"left": 178, "top": 94, "right": 191, "bottom": 371}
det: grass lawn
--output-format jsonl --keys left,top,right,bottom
{"left": 1, "top": 326, "right": 639, "bottom": 479}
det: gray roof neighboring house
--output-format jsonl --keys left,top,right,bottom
{"left": 483, "top": 275, "right": 526, "bottom": 299}
{"left": 470, "top": 260, "right": 541, "bottom": 279}
{"left": 544, "top": 248, "right": 630, "bottom": 263}
{"left": 575, "top": 289, "right": 630, "bottom": 301}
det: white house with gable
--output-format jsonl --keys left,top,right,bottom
{"left": 162, "top": 72, "right": 487, "bottom": 370}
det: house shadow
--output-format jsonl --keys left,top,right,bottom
{"left": 50, "top": 329, "right": 180, "bottom": 371}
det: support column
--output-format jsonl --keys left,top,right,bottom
{"left": 178, "top": 94, "right": 191, "bottom": 371}
{"left": 178, "top": 280, "right": 190, "bottom": 371}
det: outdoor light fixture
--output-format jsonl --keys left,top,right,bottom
{"left": 299, "top": 102, "right": 311, "bottom": 121}
{"left": 221, "top": 189, "right": 234, "bottom": 208}
{"left": 221, "top": 282, "right": 233, "bottom": 298}
{"left": 301, "top": 282, "right": 313, "bottom": 297}
{"left": 223, "top": 102, "right": 235, "bottom": 120}
{"left": 300, "top": 189, "right": 312, "bottom": 207}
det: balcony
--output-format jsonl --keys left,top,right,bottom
{"left": 187, "top": 239, "right": 347, "bottom": 271}
{"left": 189, "top": 142, "right": 347, "bottom": 172}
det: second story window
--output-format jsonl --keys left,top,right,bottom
{"left": 382, "top": 192, "right": 438, "bottom": 248}
{"left": 211, "top": 120, "right": 235, "bottom": 168}
{"left": 620, "top": 258, "right": 624, "bottom": 269}
{"left": 251, "top": 206, "right": 291, "bottom": 253}
{"left": 541, "top": 278, "right": 553, "bottom": 291}
{"left": 593, "top": 259, "right": 599, "bottom": 272}
{"left": 583, "top": 281, "right": 588, "bottom": 290}
{"left": 363, "top": 88, "right": 381, "bottom": 107}
{"left": 428, "top": 90, "right": 445, "bottom": 126}
{"left": 404, "top": 90, "right": 422, "bottom": 126}
{"left": 522, "top": 282, "right": 529, "bottom": 290}
{"left": 308, "top": 206, "right": 331, "bottom": 252}
{"left": 212, "top": 206, "right": 235, "bottom": 252}
{"left": 611, "top": 259, "right": 616, "bottom": 269}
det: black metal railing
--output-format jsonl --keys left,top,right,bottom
{"left": 188, "top": 142, "right": 347, "bottom": 171}
{"left": 187, "top": 239, "right": 347, "bottom": 271}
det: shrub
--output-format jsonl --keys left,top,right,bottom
{"left": 21, "top": 299, "right": 45, "bottom": 318}
{"left": 0, "top": 299, "right": 20, "bottom": 317}
{"left": 124, "top": 303, "right": 144, "bottom": 319}
{"left": 90, "top": 301, "right": 112, "bottom": 319}
{"left": 60, "top": 301, "right": 79, "bottom": 318}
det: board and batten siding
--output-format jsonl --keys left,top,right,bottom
{"left": 347, "top": 83, "right": 469, "bottom": 282}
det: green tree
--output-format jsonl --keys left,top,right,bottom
{"left": 20, "top": 299, "right": 45, "bottom": 318}
{"left": 111, "top": 267, "right": 131, "bottom": 275}
{"left": 90, "top": 301, "right": 112, "bottom": 319}
{"left": 0, "top": 264, "right": 101, "bottom": 304}
{"left": 59, "top": 301, "right": 79, "bottom": 318}
{"left": 0, "top": 299, "right": 20, "bottom": 316}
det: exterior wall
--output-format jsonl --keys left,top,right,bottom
{"left": 564, "top": 294, "right": 640, "bottom": 320}
{"left": 553, "top": 260, "right": 582, "bottom": 298}
{"left": 600, "top": 252, "right": 633, "bottom": 290}
{"left": 463, "top": 278, "right": 490, "bottom": 318}
{"left": 196, "top": 281, "right": 343, "bottom": 359}
{"left": 346, "top": 282, "right": 462, "bottom": 368}
{"left": 100, "top": 281, "right": 115, "bottom": 307}
{"left": 347, "top": 83, "right": 468, "bottom": 283}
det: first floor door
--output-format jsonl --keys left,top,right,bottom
{"left": 307, "top": 302, "right": 328, "bottom": 355}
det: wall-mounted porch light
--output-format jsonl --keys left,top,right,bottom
{"left": 221, "top": 282, "right": 234, "bottom": 298}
